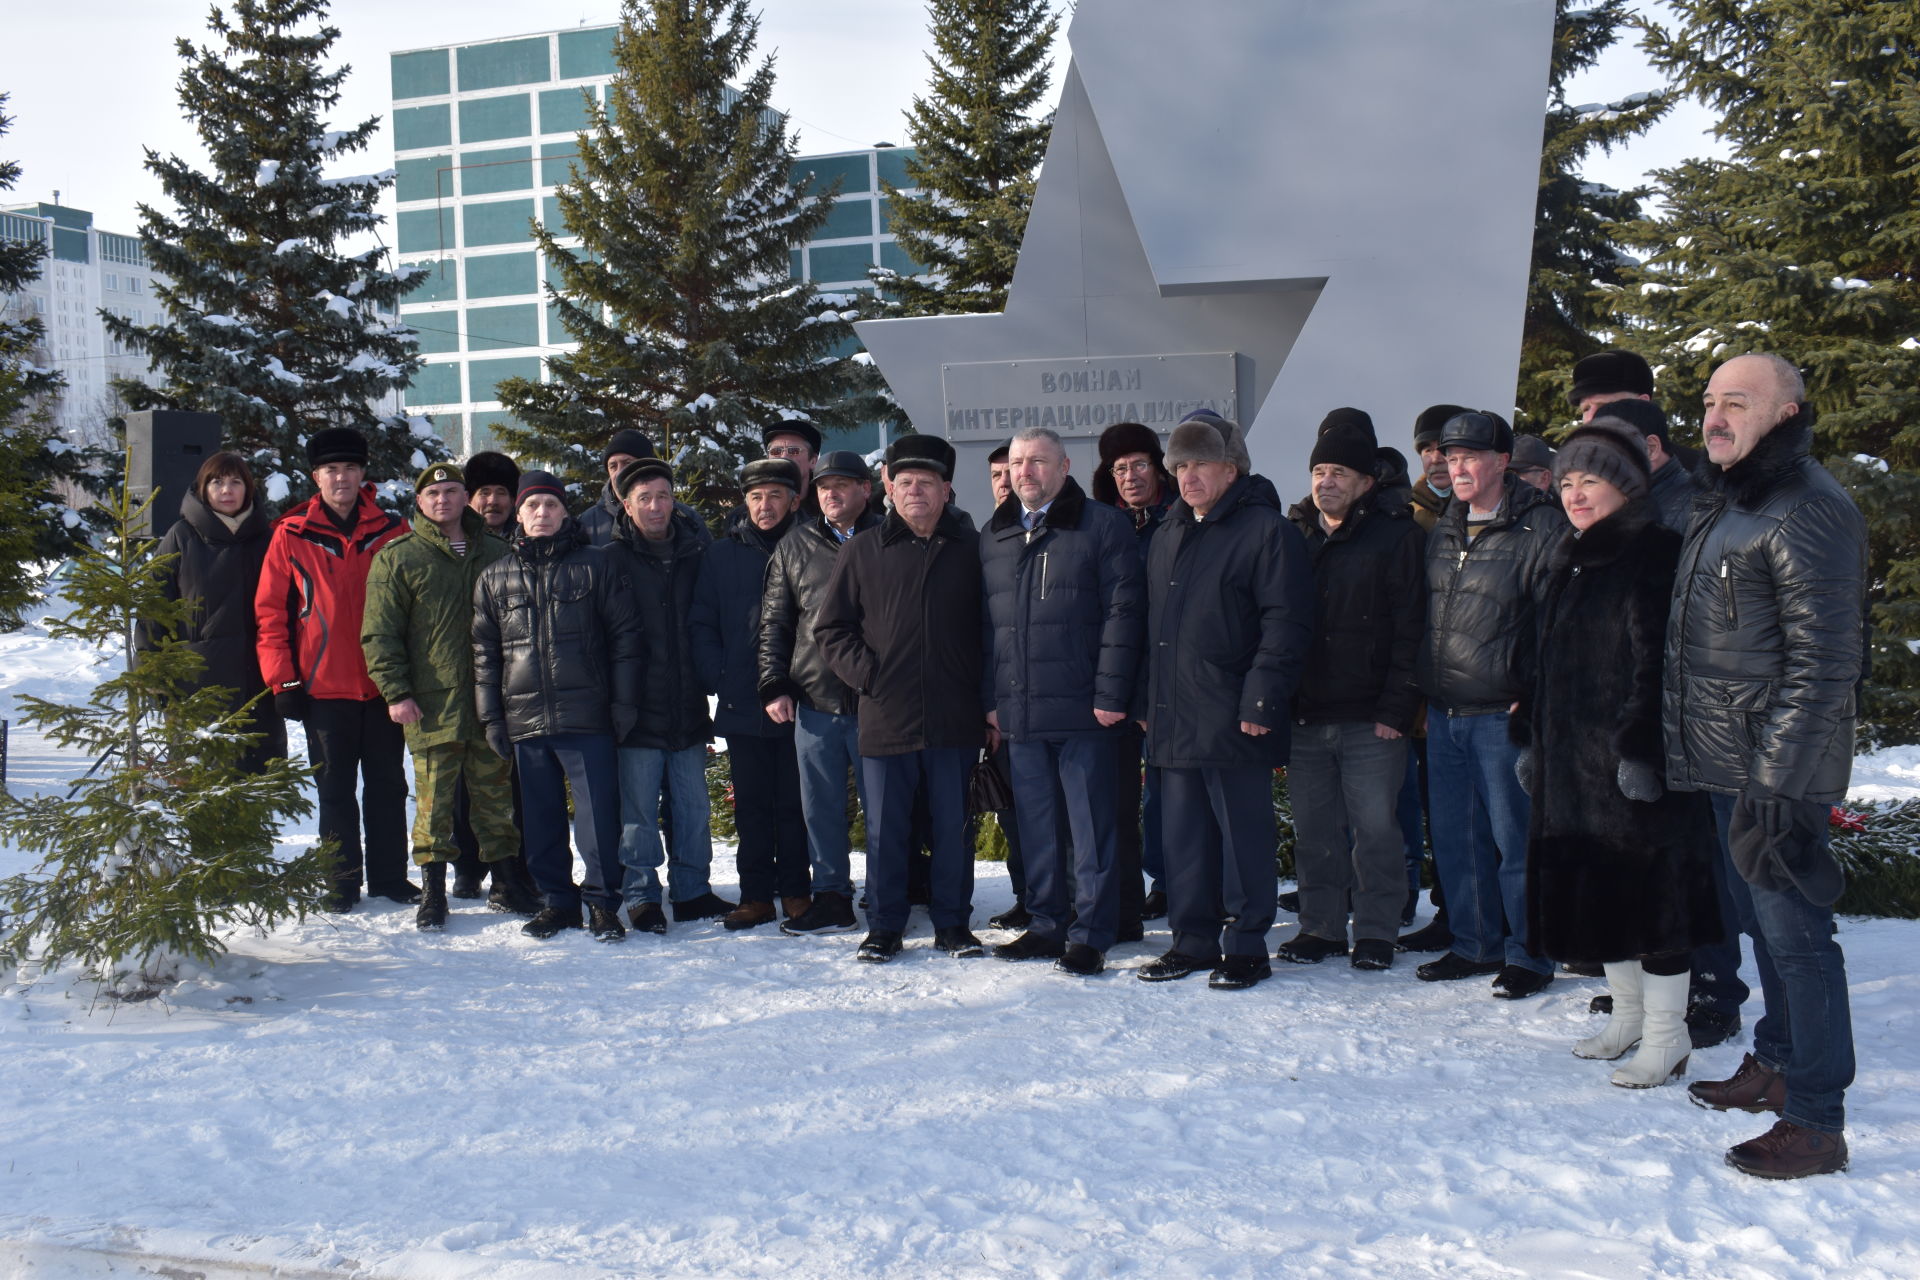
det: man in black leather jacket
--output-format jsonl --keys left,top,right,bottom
{"left": 1413, "top": 411, "right": 1569, "bottom": 999}
{"left": 473, "top": 471, "right": 643, "bottom": 941}
{"left": 756, "top": 450, "right": 883, "bottom": 936}
{"left": 1663, "top": 353, "right": 1866, "bottom": 1180}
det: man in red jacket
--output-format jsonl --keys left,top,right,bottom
{"left": 255, "top": 427, "right": 409, "bottom": 912}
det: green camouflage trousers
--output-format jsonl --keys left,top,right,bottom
{"left": 411, "top": 737, "right": 518, "bottom": 866}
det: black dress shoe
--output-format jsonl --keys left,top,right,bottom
{"left": 1056, "top": 943, "right": 1104, "bottom": 976}
{"left": 1415, "top": 951, "right": 1503, "bottom": 982}
{"left": 987, "top": 903, "right": 1032, "bottom": 930}
{"left": 522, "top": 906, "right": 583, "bottom": 939}
{"left": 672, "top": 891, "right": 736, "bottom": 922}
{"left": 1490, "top": 965, "right": 1554, "bottom": 999}
{"left": 449, "top": 866, "right": 486, "bottom": 899}
{"left": 367, "top": 879, "right": 421, "bottom": 905}
{"left": 588, "top": 905, "right": 626, "bottom": 942}
{"left": 1115, "top": 919, "right": 1145, "bottom": 944}
{"left": 1208, "top": 955, "right": 1272, "bottom": 990}
{"left": 934, "top": 927, "right": 984, "bottom": 958}
{"left": 1687, "top": 1005, "right": 1743, "bottom": 1050}
{"left": 993, "top": 931, "right": 1065, "bottom": 960}
{"left": 1140, "top": 889, "right": 1167, "bottom": 921}
{"left": 1396, "top": 917, "right": 1454, "bottom": 953}
{"left": 1277, "top": 890, "right": 1301, "bottom": 914}
{"left": 1276, "top": 933, "right": 1349, "bottom": 964}
{"left": 627, "top": 902, "right": 669, "bottom": 934}
{"left": 1350, "top": 938, "right": 1394, "bottom": 970}
{"left": 1137, "top": 950, "right": 1217, "bottom": 982}
{"left": 856, "top": 930, "right": 903, "bottom": 963}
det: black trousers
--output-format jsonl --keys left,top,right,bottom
{"left": 730, "top": 734, "right": 811, "bottom": 902}
{"left": 305, "top": 697, "right": 409, "bottom": 892}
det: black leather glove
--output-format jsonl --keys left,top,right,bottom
{"left": 1740, "top": 779, "right": 1793, "bottom": 838}
{"left": 485, "top": 722, "right": 513, "bottom": 761}
{"left": 274, "top": 685, "right": 309, "bottom": 722}
{"left": 1513, "top": 746, "right": 1534, "bottom": 797}
{"left": 612, "top": 704, "right": 638, "bottom": 742}
{"left": 1616, "top": 759, "right": 1664, "bottom": 803}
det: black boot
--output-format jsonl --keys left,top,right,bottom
{"left": 486, "top": 855, "right": 542, "bottom": 916}
{"left": 415, "top": 862, "right": 449, "bottom": 931}
{"left": 450, "top": 851, "right": 486, "bottom": 899}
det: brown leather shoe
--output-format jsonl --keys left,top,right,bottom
{"left": 722, "top": 900, "right": 777, "bottom": 931}
{"left": 1725, "top": 1119, "right": 1848, "bottom": 1179}
{"left": 781, "top": 895, "right": 812, "bottom": 921}
{"left": 1688, "top": 1053, "right": 1785, "bottom": 1114}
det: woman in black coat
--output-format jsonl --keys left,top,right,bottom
{"left": 142, "top": 452, "right": 286, "bottom": 772}
{"left": 1513, "top": 418, "right": 1719, "bottom": 1089}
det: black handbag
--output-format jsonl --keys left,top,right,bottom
{"left": 967, "top": 748, "right": 1014, "bottom": 815}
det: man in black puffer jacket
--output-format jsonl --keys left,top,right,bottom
{"left": 1663, "top": 353, "right": 1866, "bottom": 1180}
{"left": 607, "top": 455, "right": 731, "bottom": 930}
{"left": 1414, "top": 410, "right": 1569, "bottom": 999}
{"left": 1282, "top": 418, "right": 1425, "bottom": 972}
{"left": 473, "top": 471, "right": 643, "bottom": 940}
{"left": 691, "top": 458, "right": 809, "bottom": 932}
{"left": 1134, "top": 412, "right": 1313, "bottom": 991}
{"left": 980, "top": 427, "right": 1143, "bottom": 976}
{"left": 757, "top": 451, "right": 883, "bottom": 936}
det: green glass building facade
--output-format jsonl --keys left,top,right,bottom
{"left": 390, "top": 25, "right": 919, "bottom": 457}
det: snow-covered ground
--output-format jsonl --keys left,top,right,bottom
{"left": 3, "top": 607, "right": 1919, "bottom": 1279}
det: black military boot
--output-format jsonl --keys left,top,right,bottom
{"left": 450, "top": 850, "right": 486, "bottom": 899}
{"left": 415, "top": 862, "right": 450, "bottom": 931}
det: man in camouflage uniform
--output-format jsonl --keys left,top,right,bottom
{"left": 362, "top": 462, "right": 539, "bottom": 929}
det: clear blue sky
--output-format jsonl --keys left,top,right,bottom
{"left": 3, "top": 1, "right": 1722, "bottom": 237}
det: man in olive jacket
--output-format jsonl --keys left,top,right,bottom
{"left": 363, "top": 463, "right": 538, "bottom": 928}
{"left": 1135, "top": 412, "right": 1313, "bottom": 991}
{"left": 815, "top": 435, "right": 987, "bottom": 963}
{"left": 1663, "top": 353, "right": 1866, "bottom": 1180}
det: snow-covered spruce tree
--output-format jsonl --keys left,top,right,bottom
{"left": 0, "top": 485, "right": 328, "bottom": 996}
{"left": 103, "top": 0, "right": 442, "bottom": 509}
{"left": 493, "top": 0, "right": 879, "bottom": 513}
{"left": 873, "top": 0, "right": 1058, "bottom": 316}
{"left": 0, "top": 95, "right": 103, "bottom": 629}
{"left": 1513, "top": 0, "right": 1671, "bottom": 435}
{"left": 1612, "top": 0, "right": 1920, "bottom": 742}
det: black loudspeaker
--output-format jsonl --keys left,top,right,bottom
{"left": 124, "top": 410, "right": 223, "bottom": 535}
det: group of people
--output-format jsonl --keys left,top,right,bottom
{"left": 145, "top": 347, "right": 1865, "bottom": 1182}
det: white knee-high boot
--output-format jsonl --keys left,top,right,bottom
{"left": 1611, "top": 967, "right": 1690, "bottom": 1088}
{"left": 1573, "top": 961, "right": 1643, "bottom": 1060}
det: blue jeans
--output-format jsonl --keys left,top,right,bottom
{"left": 617, "top": 744, "right": 713, "bottom": 907}
{"left": 1710, "top": 794, "right": 1854, "bottom": 1134}
{"left": 1425, "top": 708, "right": 1546, "bottom": 973}
{"left": 515, "top": 732, "right": 622, "bottom": 912}
{"left": 862, "top": 747, "right": 974, "bottom": 933}
{"left": 1289, "top": 721, "right": 1410, "bottom": 944}
{"left": 794, "top": 705, "right": 867, "bottom": 898}
{"left": 1009, "top": 735, "right": 1120, "bottom": 950}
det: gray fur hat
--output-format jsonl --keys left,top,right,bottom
{"left": 1164, "top": 410, "right": 1251, "bottom": 474}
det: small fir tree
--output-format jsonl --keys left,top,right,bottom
{"left": 875, "top": 0, "right": 1058, "bottom": 316}
{"left": 103, "top": 0, "right": 442, "bottom": 507}
{"left": 493, "top": 0, "right": 879, "bottom": 511}
{"left": 1513, "top": 0, "right": 1671, "bottom": 435}
{"left": 0, "top": 95, "right": 103, "bottom": 629}
{"left": 1611, "top": 0, "right": 1920, "bottom": 741}
{"left": 0, "top": 485, "right": 328, "bottom": 995}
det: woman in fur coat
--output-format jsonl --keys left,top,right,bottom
{"left": 1513, "top": 417, "right": 1719, "bottom": 1088}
